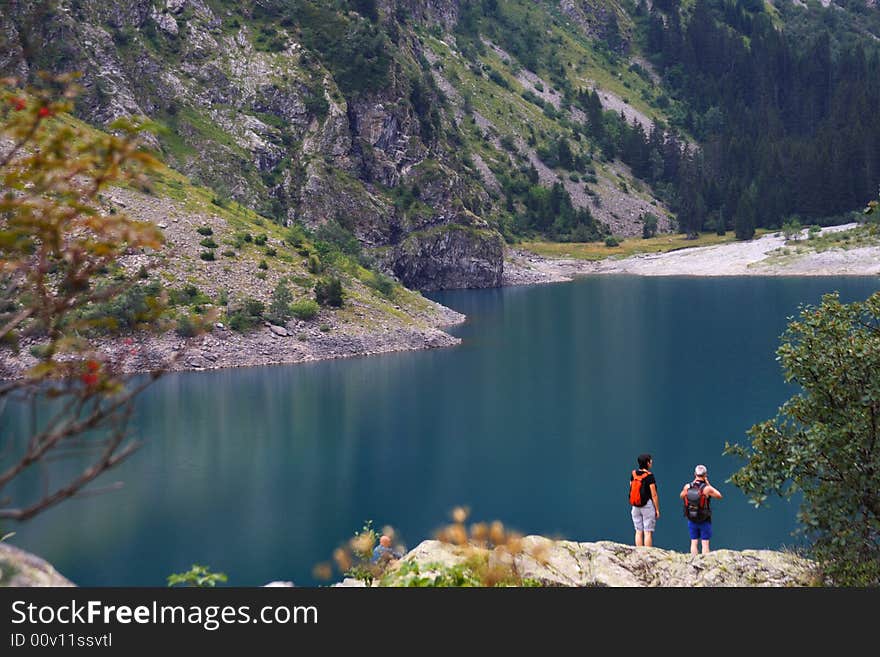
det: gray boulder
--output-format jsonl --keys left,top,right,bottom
{"left": 0, "top": 543, "right": 75, "bottom": 587}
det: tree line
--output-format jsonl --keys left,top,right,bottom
{"left": 634, "top": 0, "right": 880, "bottom": 237}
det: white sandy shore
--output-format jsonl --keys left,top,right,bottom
{"left": 504, "top": 224, "right": 880, "bottom": 285}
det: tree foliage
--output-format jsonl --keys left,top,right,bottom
{"left": 0, "top": 75, "right": 196, "bottom": 522}
{"left": 167, "top": 564, "right": 228, "bottom": 587}
{"left": 724, "top": 291, "right": 880, "bottom": 585}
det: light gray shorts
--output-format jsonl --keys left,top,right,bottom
{"left": 631, "top": 499, "right": 656, "bottom": 532}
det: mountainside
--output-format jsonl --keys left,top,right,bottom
{"left": 1, "top": 0, "right": 681, "bottom": 291}
{"left": 2, "top": 0, "right": 878, "bottom": 293}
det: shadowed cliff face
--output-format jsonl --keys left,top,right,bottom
{"left": 0, "top": 0, "right": 504, "bottom": 290}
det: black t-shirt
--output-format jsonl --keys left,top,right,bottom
{"left": 631, "top": 469, "right": 656, "bottom": 506}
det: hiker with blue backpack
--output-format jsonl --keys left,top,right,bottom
{"left": 680, "top": 464, "right": 723, "bottom": 555}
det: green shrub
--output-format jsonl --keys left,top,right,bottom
{"left": 642, "top": 213, "right": 658, "bottom": 239}
{"left": 308, "top": 254, "right": 322, "bottom": 274}
{"left": 199, "top": 237, "right": 218, "bottom": 249}
{"left": 200, "top": 251, "right": 215, "bottom": 261}
{"left": 315, "top": 220, "right": 360, "bottom": 257}
{"left": 227, "top": 298, "right": 264, "bottom": 332}
{"left": 196, "top": 226, "right": 213, "bottom": 236}
{"left": 175, "top": 314, "right": 199, "bottom": 338}
{"left": 286, "top": 224, "right": 307, "bottom": 247}
{"left": 222, "top": 249, "right": 236, "bottom": 257}
{"left": 266, "top": 280, "right": 293, "bottom": 325}
{"left": 258, "top": 260, "right": 268, "bottom": 270}
{"left": 315, "top": 276, "right": 344, "bottom": 307}
{"left": 367, "top": 272, "right": 395, "bottom": 298}
{"left": 78, "top": 279, "right": 164, "bottom": 334}
{"left": 291, "top": 299, "right": 320, "bottom": 321}
{"left": 265, "top": 247, "right": 277, "bottom": 257}
{"left": 604, "top": 236, "right": 620, "bottom": 247}
{"left": 254, "top": 233, "right": 268, "bottom": 246}
{"left": 167, "top": 564, "right": 227, "bottom": 588}
{"left": 234, "top": 232, "right": 253, "bottom": 248}
{"left": 168, "top": 285, "right": 207, "bottom": 306}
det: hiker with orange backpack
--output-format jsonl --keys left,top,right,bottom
{"left": 629, "top": 453, "right": 660, "bottom": 547}
{"left": 680, "top": 464, "right": 723, "bottom": 555}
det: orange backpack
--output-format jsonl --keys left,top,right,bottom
{"left": 629, "top": 470, "right": 650, "bottom": 506}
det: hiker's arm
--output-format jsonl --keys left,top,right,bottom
{"left": 679, "top": 485, "right": 688, "bottom": 500}
{"left": 707, "top": 485, "right": 722, "bottom": 499}
{"left": 650, "top": 483, "right": 660, "bottom": 517}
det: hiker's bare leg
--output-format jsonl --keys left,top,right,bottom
{"left": 644, "top": 531, "right": 653, "bottom": 547}
{"left": 701, "top": 540, "right": 710, "bottom": 554}
{"left": 690, "top": 539, "right": 699, "bottom": 555}
{"left": 635, "top": 530, "right": 644, "bottom": 547}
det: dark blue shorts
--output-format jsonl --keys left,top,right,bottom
{"left": 688, "top": 520, "right": 712, "bottom": 540}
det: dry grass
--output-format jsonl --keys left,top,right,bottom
{"left": 519, "top": 230, "right": 771, "bottom": 261}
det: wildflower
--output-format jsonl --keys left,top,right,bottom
{"left": 489, "top": 520, "right": 506, "bottom": 545}
{"left": 10, "top": 97, "right": 26, "bottom": 111}
{"left": 312, "top": 563, "right": 333, "bottom": 581}
{"left": 332, "top": 548, "right": 352, "bottom": 573}
{"left": 451, "top": 506, "right": 469, "bottom": 523}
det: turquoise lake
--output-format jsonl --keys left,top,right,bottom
{"left": 6, "top": 275, "right": 880, "bottom": 585}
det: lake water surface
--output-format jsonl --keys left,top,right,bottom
{"left": 7, "top": 275, "right": 880, "bottom": 585}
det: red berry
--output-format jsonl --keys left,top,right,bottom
{"left": 80, "top": 373, "right": 99, "bottom": 387}
{"left": 37, "top": 106, "right": 53, "bottom": 118}
{"left": 10, "top": 97, "right": 26, "bottom": 111}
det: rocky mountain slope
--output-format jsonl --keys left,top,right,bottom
{"left": 1, "top": 0, "right": 678, "bottom": 291}
{"left": 0, "top": 110, "right": 464, "bottom": 379}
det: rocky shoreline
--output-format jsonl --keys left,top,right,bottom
{"left": 5, "top": 225, "right": 877, "bottom": 379}
{"left": 0, "top": 300, "right": 465, "bottom": 379}
{"left": 504, "top": 224, "right": 880, "bottom": 284}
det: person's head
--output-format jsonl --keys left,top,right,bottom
{"left": 379, "top": 535, "right": 392, "bottom": 548}
{"left": 637, "top": 453, "right": 653, "bottom": 470}
{"left": 694, "top": 464, "right": 708, "bottom": 479}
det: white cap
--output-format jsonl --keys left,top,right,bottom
{"left": 694, "top": 464, "right": 707, "bottom": 476}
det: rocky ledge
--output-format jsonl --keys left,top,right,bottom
{"left": 0, "top": 537, "right": 821, "bottom": 588}
{"left": 341, "top": 537, "right": 821, "bottom": 587}
{"left": 0, "top": 544, "right": 75, "bottom": 587}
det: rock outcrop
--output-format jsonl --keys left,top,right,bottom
{"left": 389, "top": 225, "right": 505, "bottom": 290}
{"left": 0, "top": 544, "right": 75, "bottom": 587}
{"left": 1, "top": 537, "right": 821, "bottom": 587}
{"left": 378, "top": 537, "right": 821, "bottom": 587}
